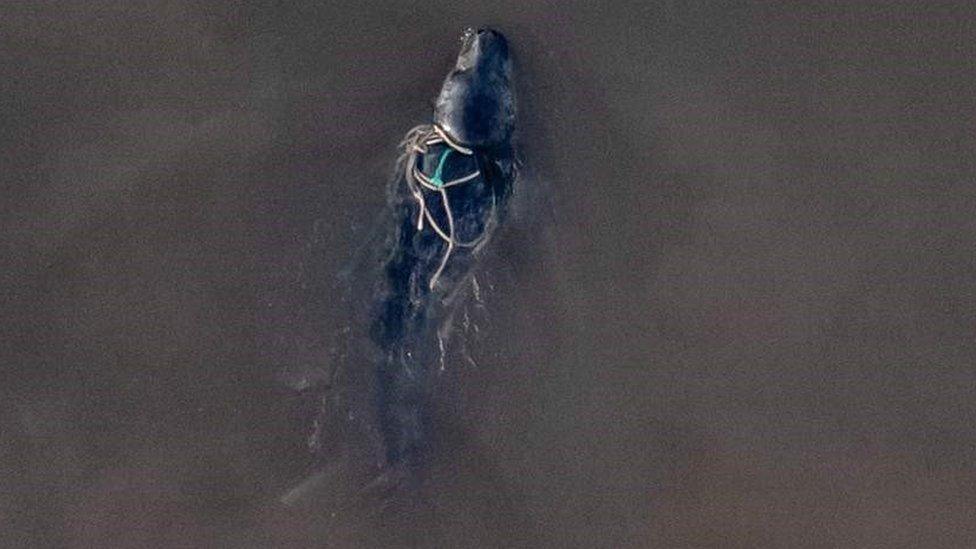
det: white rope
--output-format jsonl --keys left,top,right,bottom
{"left": 401, "top": 125, "right": 496, "bottom": 290}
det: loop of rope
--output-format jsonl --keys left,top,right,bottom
{"left": 401, "top": 125, "right": 496, "bottom": 290}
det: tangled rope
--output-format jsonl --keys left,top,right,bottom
{"left": 400, "top": 125, "right": 496, "bottom": 290}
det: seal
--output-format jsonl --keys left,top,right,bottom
{"left": 370, "top": 27, "right": 517, "bottom": 470}
{"left": 284, "top": 29, "right": 519, "bottom": 504}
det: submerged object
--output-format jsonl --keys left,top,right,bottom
{"left": 291, "top": 27, "right": 518, "bottom": 493}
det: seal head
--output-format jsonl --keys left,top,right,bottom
{"left": 433, "top": 28, "right": 514, "bottom": 150}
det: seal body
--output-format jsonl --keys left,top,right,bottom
{"left": 370, "top": 28, "right": 516, "bottom": 468}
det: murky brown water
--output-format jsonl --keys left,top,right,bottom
{"left": 3, "top": 2, "right": 976, "bottom": 547}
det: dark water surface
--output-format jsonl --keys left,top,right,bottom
{"left": 3, "top": 2, "right": 976, "bottom": 547}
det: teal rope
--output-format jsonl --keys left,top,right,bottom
{"left": 429, "top": 149, "right": 453, "bottom": 188}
